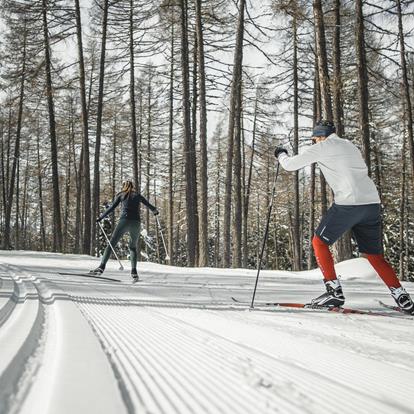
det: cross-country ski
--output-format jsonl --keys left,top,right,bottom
{"left": 58, "top": 272, "right": 121, "bottom": 283}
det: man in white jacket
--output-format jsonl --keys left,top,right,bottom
{"left": 275, "top": 120, "right": 414, "bottom": 314}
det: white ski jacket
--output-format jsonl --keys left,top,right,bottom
{"left": 278, "top": 133, "right": 380, "bottom": 205}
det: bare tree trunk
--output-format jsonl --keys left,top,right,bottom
{"left": 75, "top": 0, "right": 92, "bottom": 254}
{"left": 4, "top": 25, "right": 26, "bottom": 250}
{"left": 313, "top": 0, "right": 333, "bottom": 121}
{"left": 36, "top": 126, "right": 46, "bottom": 251}
{"left": 111, "top": 116, "right": 117, "bottom": 223}
{"left": 146, "top": 76, "right": 152, "bottom": 235}
{"left": 292, "top": 9, "right": 301, "bottom": 270}
{"left": 243, "top": 96, "right": 257, "bottom": 268}
{"left": 92, "top": 0, "right": 109, "bottom": 256}
{"left": 0, "top": 120, "right": 6, "bottom": 242}
{"left": 129, "top": 0, "right": 139, "bottom": 190}
{"left": 168, "top": 23, "right": 175, "bottom": 265}
{"left": 15, "top": 157, "right": 20, "bottom": 249}
{"left": 400, "top": 129, "right": 407, "bottom": 280}
{"left": 232, "top": 77, "right": 243, "bottom": 268}
{"left": 191, "top": 31, "right": 200, "bottom": 266}
{"left": 64, "top": 136, "right": 71, "bottom": 252}
{"left": 215, "top": 130, "right": 222, "bottom": 268}
{"left": 74, "top": 146, "right": 83, "bottom": 254}
{"left": 180, "top": 0, "right": 198, "bottom": 266}
{"left": 355, "top": 0, "right": 371, "bottom": 173}
{"left": 396, "top": 0, "right": 414, "bottom": 205}
{"left": 42, "top": 0, "right": 62, "bottom": 251}
{"left": 22, "top": 147, "right": 29, "bottom": 249}
{"left": 195, "top": 0, "right": 208, "bottom": 267}
{"left": 223, "top": 0, "right": 246, "bottom": 267}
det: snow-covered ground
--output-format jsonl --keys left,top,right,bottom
{"left": 0, "top": 250, "right": 413, "bottom": 414}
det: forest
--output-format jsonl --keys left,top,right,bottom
{"left": 0, "top": 0, "right": 413, "bottom": 279}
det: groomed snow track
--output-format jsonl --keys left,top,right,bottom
{"left": 1, "top": 252, "right": 414, "bottom": 414}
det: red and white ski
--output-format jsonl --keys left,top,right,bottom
{"left": 231, "top": 297, "right": 400, "bottom": 317}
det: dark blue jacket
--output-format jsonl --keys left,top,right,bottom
{"left": 99, "top": 191, "right": 156, "bottom": 221}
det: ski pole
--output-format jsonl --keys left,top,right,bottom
{"left": 156, "top": 216, "right": 170, "bottom": 261}
{"left": 98, "top": 221, "right": 124, "bottom": 271}
{"left": 250, "top": 162, "right": 280, "bottom": 309}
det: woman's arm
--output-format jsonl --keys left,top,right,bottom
{"left": 139, "top": 194, "right": 158, "bottom": 213}
{"left": 97, "top": 194, "right": 122, "bottom": 221}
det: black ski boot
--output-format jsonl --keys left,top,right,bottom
{"left": 311, "top": 279, "right": 345, "bottom": 307}
{"left": 131, "top": 268, "right": 139, "bottom": 283}
{"left": 89, "top": 267, "right": 104, "bottom": 276}
{"left": 390, "top": 287, "right": 414, "bottom": 314}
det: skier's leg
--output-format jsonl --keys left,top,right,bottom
{"left": 312, "top": 235, "right": 337, "bottom": 281}
{"left": 99, "top": 219, "right": 127, "bottom": 270}
{"left": 311, "top": 204, "right": 356, "bottom": 306}
{"left": 364, "top": 254, "right": 414, "bottom": 313}
{"left": 363, "top": 254, "right": 401, "bottom": 288}
{"left": 128, "top": 221, "right": 140, "bottom": 272}
{"left": 354, "top": 204, "right": 414, "bottom": 313}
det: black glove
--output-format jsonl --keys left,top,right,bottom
{"left": 96, "top": 217, "right": 102, "bottom": 223}
{"left": 153, "top": 209, "right": 159, "bottom": 216}
{"left": 274, "top": 146, "right": 288, "bottom": 158}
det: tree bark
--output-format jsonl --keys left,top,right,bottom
{"left": 195, "top": 0, "right": 208, "bottom": 267}
{"left": 180, "top": 0, "right": 198, "bottom": 266}
{"left": 396, "top": 0, "right": 414, "bottom": 207}
{"left": 129, "top": 0, "right": 139, "bottom": 190}
{"left": 313, "top": 0, "right": 333, "bottom": 121}
{"left": 42, "top": 0, "right": 63, "bottom": 251}
{"left": 399, "top": 129, "right": 407, "bottom": 280}
{"left": 355, "top": 0, "right": 371, "bottom": 173}
{"left": 223, "top": 0, "right": 246, "bottom": 267}
{"left": 146, "top": 75, "right": 152, "bottom": 235}
{"left": 232, "top": 73, "right": 243, "bottom": 268}
{"left": 3, "top": 25, "right": 26, "bottom": 250}
{"left": 243, "top": 96, "right": 257, "bottom": 268}
{"left": 36, "top": 125, "right": 46, "bottom": 251}
{"left": 75, "top": 0, "right": 92, "bottom": 254}
{"left": 92, "top": 0, "right": 109, "bottom": 256}
{"left": 292, "top": 8, "right": 301, "bottom": 270}
{"left": 168, "top": 22, "right": 175, "bottom": 265}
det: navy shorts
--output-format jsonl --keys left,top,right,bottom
{"left": 315, "top": 203, "right": 383, "bottom": 254}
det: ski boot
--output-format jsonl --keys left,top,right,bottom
{"left": 89, "top": 267, "right": 104, "bottom": 276}
{"left": 311, "top": 279, "right": 345, "bottom": 307}
{"left": 131, "top": 268, "right": 139, "bottom": 283}
{"left": 390, "top": 286, "right": 414, "bottom": 314}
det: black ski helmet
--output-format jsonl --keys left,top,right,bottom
{"left": 312, "top": 120, "right": 336, "bottom": 138}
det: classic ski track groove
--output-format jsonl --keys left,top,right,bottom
{"left": 72, "top": 291, "right": 414, "bottom": 414}
{"left": 77, "top": 303, "right": 280, "bottom": 414}
{"left": 152, "top": 308, "right": 414, "bottom": 413}
{"left": 0, "top": 264, "right": 47, "bottom": 414}
{"left": 0, "top": 266, "right": 19, "bottom": 327}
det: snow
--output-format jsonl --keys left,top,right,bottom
{"left": 0, "top": 250, "right": 413, "bottom": 414}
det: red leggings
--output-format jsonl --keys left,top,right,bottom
{"left": 312, "top": 235, "right": 401, "bottom": 289}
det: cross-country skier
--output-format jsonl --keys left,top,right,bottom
{"left": 274, "top": 120, "right": 414, "bottom": 314}
{"left": 91, "top": 180, "right": 159, "bottom": 282}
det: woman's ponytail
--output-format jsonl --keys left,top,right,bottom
{"left": 120, "top": 180, "right": 134, "bottom": 197}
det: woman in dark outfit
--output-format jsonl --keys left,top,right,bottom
{"left": 92, "top": 180, "right": 159, "bottom": 281}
